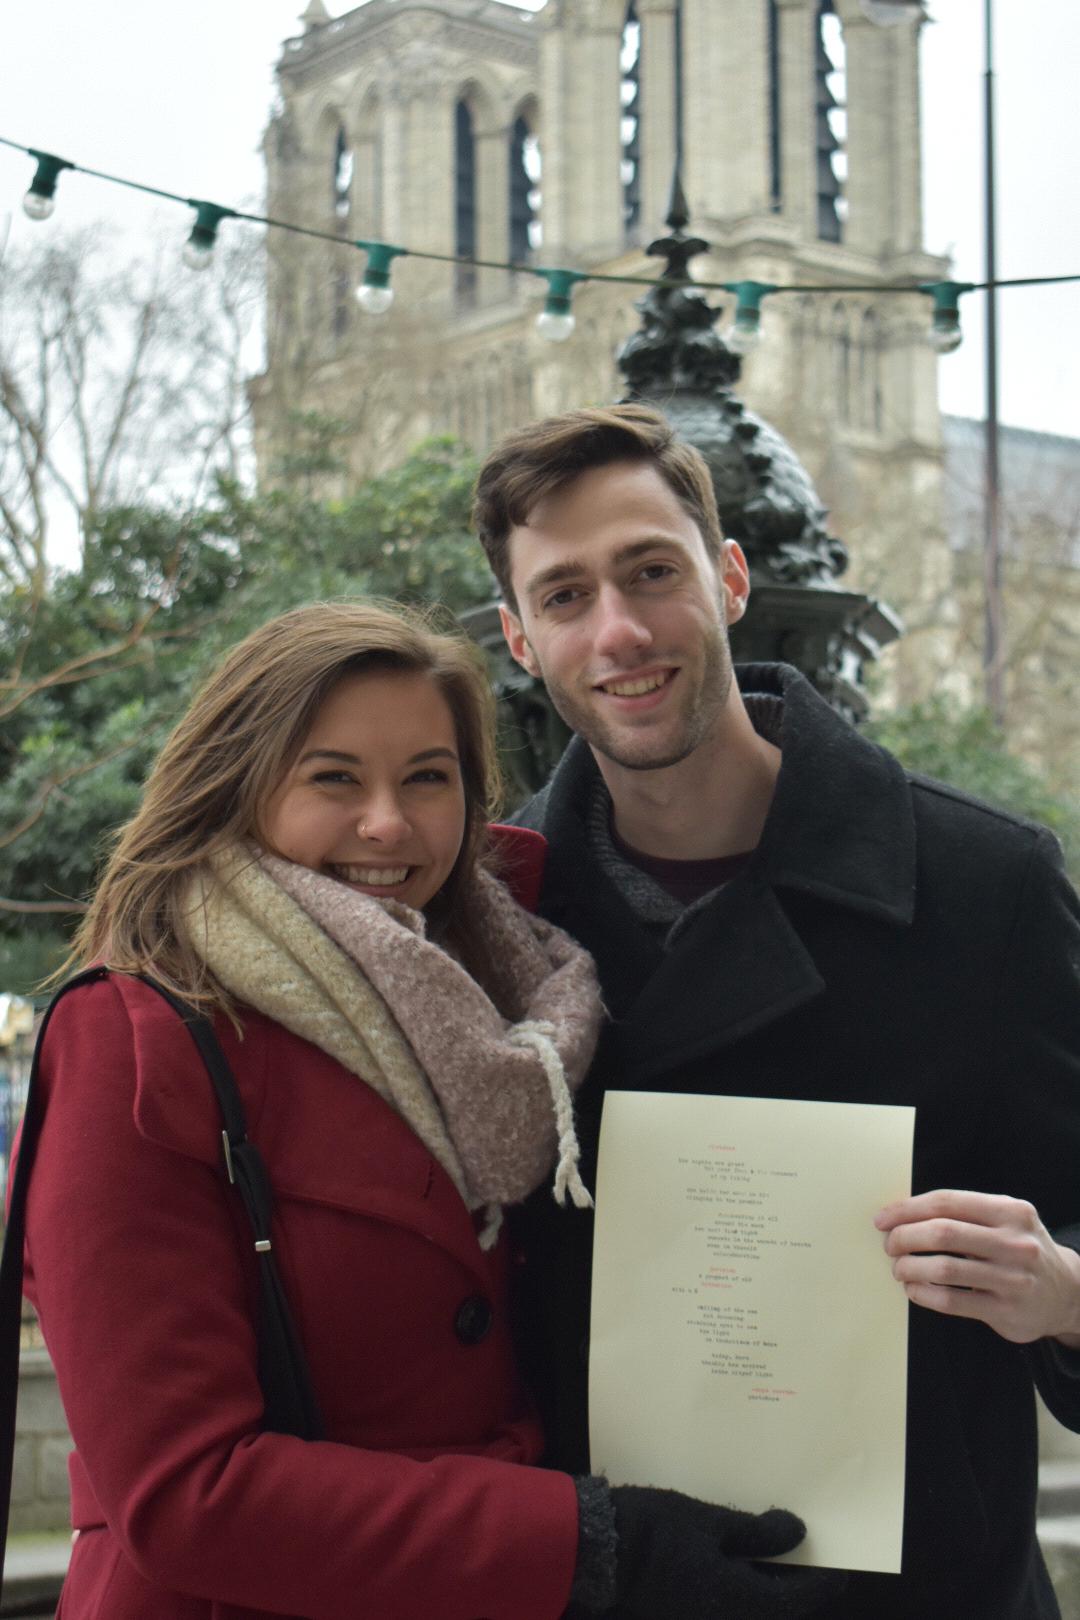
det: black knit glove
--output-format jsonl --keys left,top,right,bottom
{"left": 571, "top": 1477, "right": 843, "bottom": 1619}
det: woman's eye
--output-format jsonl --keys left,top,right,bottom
{"left": 407, "top": 768, "right": 450, "bottom": 785}
{"left": 311, "top": 770, "right": 356, "bottom": 786}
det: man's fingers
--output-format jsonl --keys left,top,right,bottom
{"left": 875, "top": 1188, "right": 1038, "bottom": 1232}
{"left": 876, "top": 1191, "right": 1080, "bottom": 1344}
{"left": 890, "top": 1250, "right": 985, "bottom": 1290}
{"left": 882, "top": 1215, "right": 1042, "bottom": 1263}
{"left": 901, "top": 1280, "right": 993, "bottom": 1320}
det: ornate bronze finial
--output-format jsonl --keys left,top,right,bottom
{"left": 620, "top": 167, "right": 738, "bottom": 396}
{"left": 664, "top": 170, "right": 690, "bottom": 233}
{"left": 644, "top": 166, "right": 710, "bottom": 285}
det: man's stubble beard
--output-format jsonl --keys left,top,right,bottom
{"left": 537, "top": 619, "right": 735, "bottom": 773}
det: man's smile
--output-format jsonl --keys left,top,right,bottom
{"left": 595, "top": 668, "right": 677, "bottom": 698}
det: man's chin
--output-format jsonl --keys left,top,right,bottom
{"left": 590, "top": 730, "right": 701, "bottom": 773}
{"left": 545, "top": 688, "right": 709, "bottom": 774}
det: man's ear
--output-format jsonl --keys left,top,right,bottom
{"left": 720, "top": 539, "right": 750, "bottom": 626}
{"left": 499, "top": 603, "right": 541, "bottom": 678}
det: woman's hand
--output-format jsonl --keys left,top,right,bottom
{"left": 573, "top": 1478, "right": 844, "bottom": 1619}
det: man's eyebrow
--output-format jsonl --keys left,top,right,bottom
{"left": 522, "top": 537, "right": 686, "bottom": 600}
{"left": 522, "top": 559, "right": 590, "bottom": 599}
{"left": 297, "top": 747, "right": 459, "bottom": 766}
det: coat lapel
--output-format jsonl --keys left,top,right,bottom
{"left": 749, "top": 664, "right": 916, "bottom": 928}
{"left": 607, "top": 874, "right": 826, "bottom": 1087}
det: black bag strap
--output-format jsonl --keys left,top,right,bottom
{"left": 0, "top": 968, "right": 322, "bottom": 1593}
{"left": 136, "top": 975, "right": 324, "bottom": 1443}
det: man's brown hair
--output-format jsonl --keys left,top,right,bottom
{"left": 472, "top": 403, "right": 723, "bottom": 609}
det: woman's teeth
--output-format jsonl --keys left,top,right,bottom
{"left": 331, "top": 865, "right": 410, "bottom": 886}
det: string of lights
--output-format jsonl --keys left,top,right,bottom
{"left": 6, "top": 135, "right": 1079, "bottom": 354}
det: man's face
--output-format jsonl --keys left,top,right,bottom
{"left": 500, "top": 460, "right": 749, "bottom": 773}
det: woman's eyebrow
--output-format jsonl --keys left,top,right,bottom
{"left": 297, "top": 747, "right": 459, "bottom": 766}
{"left": 297, "top": 748, "right": 361, "bottom": 765}
{"left": 407, "top": 748, "right": 459, "bottom": 765}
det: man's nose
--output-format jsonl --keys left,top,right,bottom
{"left": 592, "top": 586, "right": 653, "bottom": 662}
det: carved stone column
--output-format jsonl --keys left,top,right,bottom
{"left": 839, "top": 0, "right": 925, "bottom": 257}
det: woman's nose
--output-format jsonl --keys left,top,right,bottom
{"left": 357, "top": 793, "right": 410, "bottom": 843}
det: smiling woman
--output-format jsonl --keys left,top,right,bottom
{"left": 68, "top": 598, "right": 501, "bottom": 995}
{"left": 14, "top": 598, "right": 614, "bottom": 1619}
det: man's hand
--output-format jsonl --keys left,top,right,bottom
{"left": 875, "top": 1189, "right": 1080, "bottom": 1347}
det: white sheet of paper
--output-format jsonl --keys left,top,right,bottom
{"left": 589, "top": 1091, "right": 915, "bottom": 1574}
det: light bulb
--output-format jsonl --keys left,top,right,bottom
{"left": 23, "top": 153, "right": 71, "bottom": 220}
{"left": 724, "top": 318, "right": 761, "bottom": 355}
{"left": 537, "top": 309, "right": 575, "bottom": 342}
{"left": 356, "top": 282, "right": 394, "bottom": 315}
{"left": 928, "top": 323, "right": 962, "bottom": 355}
{"left": 182, "top": 239, "right": 215, "bottom": 272}
{"left": 22, "top": 190, "right": 56, "bottom": 222}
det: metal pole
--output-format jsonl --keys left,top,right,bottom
{"left": 983, "top": 0, "right": 1004, "bottom": 723}
{"left": 673, "top": 0, "right": 685, "bottom": 176}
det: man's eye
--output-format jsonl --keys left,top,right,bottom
{"left": 542, "top": 587, "right": 582, "bottom": 611}
{"left": 638, "top": 563, "right": 676, "bottom": 583}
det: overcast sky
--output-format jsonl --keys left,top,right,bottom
{"left": 1, "top": 0, "right": 1077, "bottom": 440}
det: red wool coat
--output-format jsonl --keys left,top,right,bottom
{"left": 22, "top": 826, "right": 579, "bottom": 1620}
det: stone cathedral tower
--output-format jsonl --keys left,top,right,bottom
{"left": 253, "top": 0, "right": 954, "bottom": 701}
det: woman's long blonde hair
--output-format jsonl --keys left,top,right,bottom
{"left": 68, "top": 599, "right": 502, "bottom": 1010}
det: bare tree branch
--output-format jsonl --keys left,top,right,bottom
{"left": 0, "top": 895, "right": 87, "bottom": 914}
{"left": 0, "top": 736, "right": 140, "bottom": 853}
{"left": 0, "top": 227, "right": 257, "bottom": 588}
{"left": 0, "top": 615, "right": 212, "bottom": 721}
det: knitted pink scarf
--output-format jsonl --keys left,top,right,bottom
{"left": 185, "top": 846, "right": 602, "bottom": 1243}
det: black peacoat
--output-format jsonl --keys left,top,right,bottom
{"left": 511, "top": 663, "right": 1080, "bottom": 1620}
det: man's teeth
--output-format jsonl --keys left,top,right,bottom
{"left": 333, "top": 865, "right": 410, "bottom": 886}
{"left": 602, "top": 672, "right": 670, "bottom": 697}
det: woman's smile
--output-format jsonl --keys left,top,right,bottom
{"left": 262, "top": 669, "right": 467, "bottom": 912}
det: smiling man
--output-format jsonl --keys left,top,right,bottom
{"left": 473, "top": 403, "right": 1080, "bottom": 1620}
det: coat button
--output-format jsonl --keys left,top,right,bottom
{"left": 454, "top": 1294, "right": 493, "bottom": 1345}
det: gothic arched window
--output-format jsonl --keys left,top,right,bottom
{"left": 509, "top": 113, "right": 541, "bottom": 260}
{"left": 332, "top": 125, "right": 353, "bottom": 224}
{"left": 767, "top": 0, "right": 781, "bottom": 211}
{"left": 455, "top": 99, "right": 477, "bottom": 307}
{"left": 620, "top": 1, "right": 641, "bottom": 240}
{"left": 815, "top": 1, "right": 847, "bottom": 243}
{"left": 331, "top": 124, "right": 353, "bottom": 339}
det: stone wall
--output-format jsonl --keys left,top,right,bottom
{"left": 12, "top": 1350, "right": 72, "bottom": 1535}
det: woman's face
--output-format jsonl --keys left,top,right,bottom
{"left": 262, "top": 668, "right": 467, "bottom": 911}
